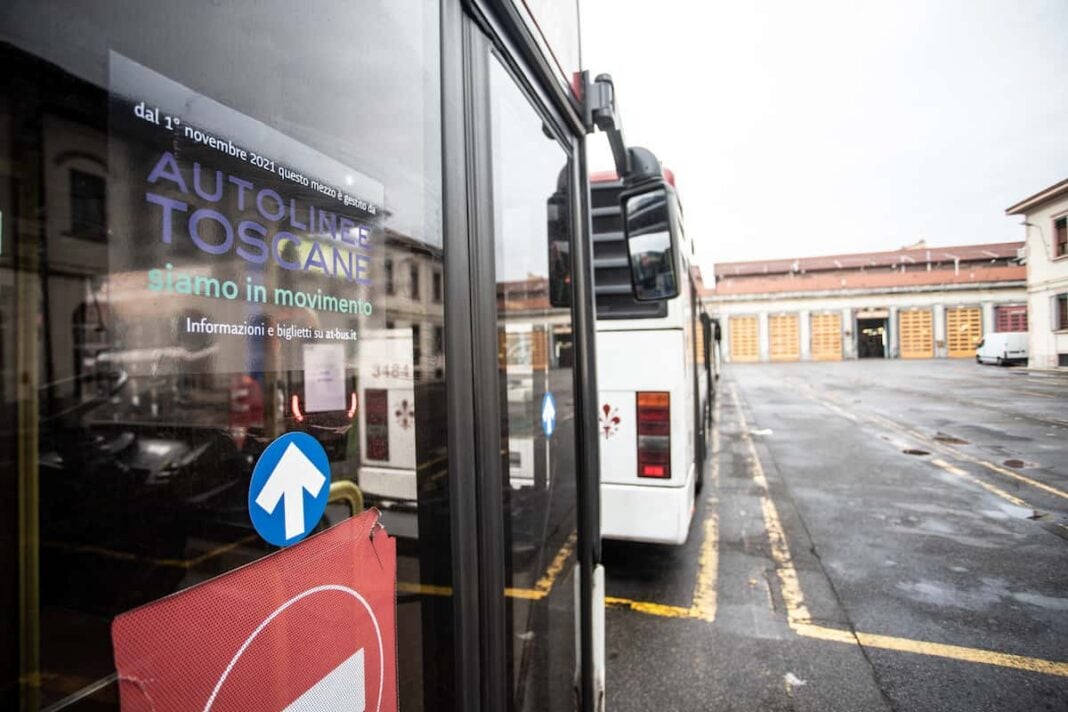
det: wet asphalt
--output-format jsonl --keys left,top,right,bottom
{"left": 603, "top": 359, "right": 1068, "bottom": 711}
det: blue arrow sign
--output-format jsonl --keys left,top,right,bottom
{"left": 248, "top": 432, "right": 330, "bottom": 547}
{"left": 541, "top": 392, "right": 557, "bottom": 438}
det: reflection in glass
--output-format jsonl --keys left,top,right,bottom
{"left": 0, "top": 1, "right": 451, "bottom": 708}
{"left": 489, "top": 55, "right": 577, "bottom": 711}
{"left": 625, "top": 188, "right": 678, "bottom": 301}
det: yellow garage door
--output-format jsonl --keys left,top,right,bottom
{"left": 899, "top": 309, "right": 933, "bottom": 358}
{"left": 729, "top": 316, "right": 760, "bottom": 362}
{"left": 810, "top": 313, "right": 842, "bottom": 361}
{"left": 946, "top": 307, "right": 982, "bottom": 358}
{"left": 769, "top": 314, "right": 800, "bottom": 361}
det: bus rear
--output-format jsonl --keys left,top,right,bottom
{"left": 592, "top": 172, "right": 708, "bottom": 545}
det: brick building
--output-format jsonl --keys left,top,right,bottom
{"left": 704, "top": 241, "right": 1027, "bottom": 363}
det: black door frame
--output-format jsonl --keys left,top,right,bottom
{"left": 441, "top": 1, "right": 601, "bottom": 709}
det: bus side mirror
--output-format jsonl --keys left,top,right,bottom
{"left": 547, "top": 169, "right": 571, "bottom": 307}
{"left": 622, "top": 186, "right": 679, "bottom": 301}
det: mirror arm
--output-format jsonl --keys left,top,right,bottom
{"left": 582, "top": 71, "right": 630, "bottom": 178}
{"left": 581, "top": 73, "right": 663, "bottom": 185}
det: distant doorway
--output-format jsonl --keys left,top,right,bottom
{"left": 857, "top": 318, "right": 888, "bottom": 358}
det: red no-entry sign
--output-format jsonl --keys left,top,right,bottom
{"left": 112, "top": 510, "right": 397, "bottom": 711}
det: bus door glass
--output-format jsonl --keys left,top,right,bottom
{"left": 0, "top": 2, "right": 457, "bottom": 709}
{"left": 487, "top": 53, "right": 578, "bottom": 711}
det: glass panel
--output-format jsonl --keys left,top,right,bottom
{"left": 518, "top": 0, "right": 581, "bottom": 91}
{"left": 487, "top": 55, "right": 577, "bottom": 711}
{"left": 624, "top": 188, "right": 678, "bottom": 301}
{"left": 0, "top": 1, "right": 452, "bottom": 709}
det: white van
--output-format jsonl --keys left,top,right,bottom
{"left": 976, "top": 332, "right": 1028, "bottom": 365}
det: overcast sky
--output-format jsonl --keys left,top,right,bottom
{"left": 581, "top": 0, "right": 1068, "bottom": 273}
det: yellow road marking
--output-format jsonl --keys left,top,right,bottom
{"left": 397, "top": 581, "right": 452, "bottom": 596}
{"left": 398, "top": 579, "right": 554, "bottom": 601}
{"left": 605, "top": 596, "right": 693, "bottom": 618}
{"left": 535, "top": 531, "right": 577, "bottom": 595}
{"left": 930, "top": 458, "right": 1030, "bottom": 508}
{"left": 970, "top": 456, "right": 1068, "bottom": 502}
{"left": 685, "top": 394, "right": 722, "bottom": 622}
{"left": 688, "top": 504, "right": 719, "bottom": 622}
{"left": 792, "top": 622, "right": 857, "bottom": 645}
{"left": 605, "top": 395, "right": 723, "bottom": 622}
{"left": 735, "top": 383, "right": 1068, "bottom": 678}
{"left": 604, "top": 504, "right": 719, "bottom": 621}
{"left": 182, "top": 534, "right": 262, "bottom": 568}
{"left": 794, "top": 623, "right": 1068, "bottom": 677}
{"left": 806, "top": 388, "right": 1068, "bottom": 504}
{"left": 41, "top": 535, "right": 261, "bottom": 570}
{"left": 731, "top": 386, "right": 811, "bottom": 625}
{"left": 818, "top": 398, "right": 860, "bottom": 423}
{"left": 416, "top": 453, "right": 454, "bottom": 474}
{"left": 403, "top": 385, "right": 1068, "bottom": 677}
{"left": 399, "top": 530, "right": 578, "bottom": 601}
{"left": 862, "top": 409, "right": 1068, "bottom": 503}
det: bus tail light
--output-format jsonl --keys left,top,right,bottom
{"left": 229, "top": 374, "right": 263, "bottom": 449}
{"left": 365, "top": 389, "right": 389, "bottom": 461}
{"left": 637, "top": 391, "right": 670, "bottom": 478}
{"left": 346, "top": 391, "right": 358, "bottom": 420}
{"left": 290, "top": 393, "right": 304, "bottom": 423}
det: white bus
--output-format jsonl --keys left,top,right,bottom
{"left": 592, "top": 155, "right": 716, "bottom": 545}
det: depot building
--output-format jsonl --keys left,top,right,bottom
{"left": 704, "top": 241, "right": 1027, "bottom": 363}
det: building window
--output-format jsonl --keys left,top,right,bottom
{"left": 432, "top": 271, "right": 442, "bottom": 302}
{"left": 411, "top": 323, "right": 421, "bottom": 368}
{"left": 433, "top": 325, "right": 445, "bottom": 378}
{"left": 410, "top": 263, "right": 420, "bottom": 300}
{"left": 1055, "top": 216, "right": 1067, "bottom": 258}
{"left": 1056, "top": 293, "right": 1068, "bottom": 331}
{"left": 69, "top": 169, "right": 106, "bottom": 239}
{"left": 385, "top": 258, "right": 394, "bottom": 295}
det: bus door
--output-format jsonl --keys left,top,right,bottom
{"left": 1, "top": 2, "right": 457, "bottom": 709}
{"left": 1, "top": 1, "right": 598, "bottom": 710}
{"left": 458, "top": 17, "right": 588, "bottom": 711}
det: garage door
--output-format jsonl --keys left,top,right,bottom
{"left": 946, "top": 307, "right": 982, "bottom": 358}
{"left": 899, "top": 309, "right": 933, "bottom": 359}
{"left": 810, "top": 313, "right": 842, "bottom": 361}
{"left": 729, "top": 316, "right": 760, "bottom": 362}
{"left": 769, "top": 314, "right": 800, "bottom": 361}
{"left": 995, "top": 305, "right": 1027, "bottom": 332}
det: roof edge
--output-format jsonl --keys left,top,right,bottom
{"left": 1006, "top": 178, "right": 1068, "bottom": 215}
{"left": 714, "top": 240, "right": 1023, "bottom": 274}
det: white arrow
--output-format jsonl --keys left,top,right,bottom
{"left": 285, "top": 649, "right": 365, "bottom": 712}
{"left": 541, "top": 395, "right": 556, "bottom": 435}
{"left": 255, "top": 443, "right": 327, "bottom": 540}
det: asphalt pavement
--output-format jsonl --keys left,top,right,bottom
{"left": 604, "top": 359, "right": 1068, "bottom": 711}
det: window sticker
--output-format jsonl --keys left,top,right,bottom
{"left": 107, "top": 52, "right": 384, "bottom": 365}
{"left": 303, "top": 343, "right": 347, "bottom": 414}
